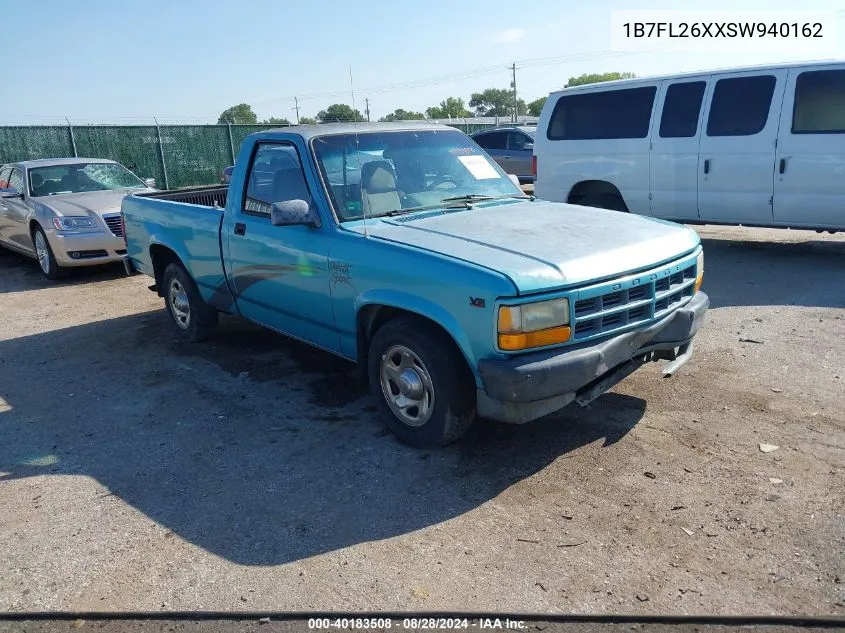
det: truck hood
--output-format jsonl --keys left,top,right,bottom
{"left": 33, "top": 188, "right": 153, "bottom": 217}
{"left": 350, "top": 200, "right": 700, "bottom": 294}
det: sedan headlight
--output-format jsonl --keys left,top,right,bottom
{"left": 695, "top": 250, "right": 704, "bottom": 293}
{"left": 498, "top": 298, "right": 571, "bottom": 351}
{"left": 52, "top": 216, "right": 96, "bottom": 231}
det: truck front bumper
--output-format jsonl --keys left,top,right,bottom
{"left": 477, "top": 291, "right": 709, "bottom": 424}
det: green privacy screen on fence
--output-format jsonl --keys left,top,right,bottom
{"left": 0, "top": 124, "right": 279, "bottom": 189}
{"left": 0, "top": 122, "right": 495, "bottom": 189}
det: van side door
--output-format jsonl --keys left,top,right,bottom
{"left": 649, "top": 76, "right": 710, "bottom": 221}
{"left": 697, "top": 69, "right": 787, "bottom": 225}
{"left": 222, "top": 140, "right": 340, "bottom": 353}
{"left": 774, "top": 64, "right": 845, "bottom": 230}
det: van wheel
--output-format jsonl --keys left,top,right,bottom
{"left": 32, "top": 225, "right": 69, "bottom": 279}
{"left": 583, "top": 193, "right": 628, "bottom": 212}
{"left": 368, "top": 316, "right": 476, "bottom": 447}
{"left": 162, "top": 262, "right": 218, "bottom": 342}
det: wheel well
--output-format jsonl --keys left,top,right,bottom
{"left": 29, "top": 220, "right": 41, "bottom": 237}
{"left": 356, "top": 305, "right": 473, "bottom": 378}
{"left": 149, "top": 244, "right": 183, "bottom": 296}
{"left": 567, "top": 180, "right": 626, "bottom": 207}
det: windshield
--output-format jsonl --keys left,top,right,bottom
{"left": 28, "top": 162, "right": 146, "bottom": 197}
{"left": 311, "top": 129, "right": 525, "bottom": 221}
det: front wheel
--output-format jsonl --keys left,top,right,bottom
{"left": 32, "top": 225, "right": 69, "bottom": 279}
{"left": 162, "top": 262, "right": 218, "bottom": 342}
{"left": 367, "top": 316, "right": 476, "bottom": 447}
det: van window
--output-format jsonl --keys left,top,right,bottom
{"left": 659, "top": 81, "right": 706, "bottom": 138}
{"left": 706, "top": 75, "right": 776, "bottom": 137}
{"left": 547, "top": 86, "right": 657, "bottom": 140}
{"left": 792, "top": 69, "right": 845, "bottom": 134}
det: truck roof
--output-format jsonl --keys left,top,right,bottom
{"left": 11, "top": 157, "right": 118, "bottom": 168}
{"left": 252, "top": 121, "right": 456, "bottom": 141}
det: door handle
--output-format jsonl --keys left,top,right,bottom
{"left": 234, "top": 222, "right": 246, "bottom": 236}
{"left": 779, "top": 158, "right": 786, "bottom": 174}
{"left": 703, "top": 159, "right": 710, "bottom": 175}
{"left": 503, "top": 155, "right": 511, "bottom": 159}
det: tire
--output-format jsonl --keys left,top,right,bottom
{"left": 582, "top": 192, "right": 628, "bottom": 212}
{"left": 32, "top": 225, "right": 69, "bottom": 279}
{"left": 367, "top": 316, "right": 476, "bottom": 447}
{"left": 161, "top": 262, "right": 218, "bottom": 342}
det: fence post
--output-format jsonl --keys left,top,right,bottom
{"left": 227, "top": 123, "right": 236, "bottom": 164}
{"left": 66, "top": 118, "right": 78, "bottom": 157}
{"left": 154, "top": 117, "right": 170, "bottom": 190}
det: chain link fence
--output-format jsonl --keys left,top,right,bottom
{"left": 0, "top": 119, "right": 534, "bottom": 189}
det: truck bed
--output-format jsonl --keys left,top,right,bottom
{"left": 122, "top": 186, "right": 233, "bottom": 311}
{"left": 137, "top": 185, "right": 228, "bottom": 208}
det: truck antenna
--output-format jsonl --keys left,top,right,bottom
{"left": 349, "top": 63, "right": 367, "bottom": 238}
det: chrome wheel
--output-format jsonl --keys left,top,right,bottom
{"left": 379, "top": 344, "right": 435, "bottom": 427}
{"left": 34, "top": 231, "right": 50, "bottom": 274}
{"left": 168, "top": 278, "right": 191, "bottom": 329}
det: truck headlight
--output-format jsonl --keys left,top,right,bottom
{"left": 498, "top": 298, "right": 570, "bottom": 351}
{"left": 52, "top": 216, "right": 96, "bottom": 231}
{"left": 695, "top": 250, "right": 704, "bottom": 293}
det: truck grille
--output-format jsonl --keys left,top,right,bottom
{"left": 572, "top": 255, "right": 698, "bottom": 341}
{"left": 103, "top": 215, "right": 123, "bottom": 237}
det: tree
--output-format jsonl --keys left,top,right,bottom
{"left": 469, "top": 88, "right": 526, "bottom": 117}
{"left": 299, "top": 116, "right": 317, "bottom": 125}
{"left": 218, "top": 103, "right": 257, "bottom": 124}
{"left": 379, "top": 109, "right": 425, "bottom": 122}
{"left": 425, "top": 97, "right": 471, "bottom": 119}
{"left": 316, "top": 104, "right": 366, "bottom": 123}
{"left": 527, "top": 96, "right": 547, "bottom": 117}
{"left": 564, "top": 72, "right": 635, "bottom": 88}
{"left": 262, "top": 117, "right": 291, "bottom": 125}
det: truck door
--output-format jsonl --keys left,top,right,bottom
{"left": 224, "top": 141, "right": 341, "bottom": 353}
{"left": 774, "top": 64, "right": 845, "bottom": 230}
{"left": 697, "top": 69, "right": 787, "bottom": 225}
{"left": 649, "top": 76, "right": 709, "bottom": 221}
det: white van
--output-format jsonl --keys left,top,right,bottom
{"left": 534, "top": 60, "right": 845, "bottom": 231}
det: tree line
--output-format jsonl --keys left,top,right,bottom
{"left": 217, "top": 72, "right": 635, "bottom": 125}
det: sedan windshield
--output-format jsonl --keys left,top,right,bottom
{"left": 312, "top": 129, "right": 525, "bottom": 221}
{"left": 29, "top": 162, "right": 146, "bottom": 197}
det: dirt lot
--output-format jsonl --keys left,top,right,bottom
{"left": 0, "top": 225, "right": 843, "bottom": 616}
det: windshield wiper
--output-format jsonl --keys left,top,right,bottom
{"left": 440, "top": 194, "right": 533, "bottom": 203}
{"left": 381, "top": 201, "right": 472, "bottom": 218}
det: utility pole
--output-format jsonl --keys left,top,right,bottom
{"left": 364, "top": 98, "right": 370, "bottom": 122}
{"left": 294, "top": 97, "right": 300, "bottom": 124}
{"left": 511, "top": 62, "right": 518, "bottom": 123}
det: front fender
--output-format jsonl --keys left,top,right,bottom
{"left": 355, "top": 289, "right": 479, "bottom": 380}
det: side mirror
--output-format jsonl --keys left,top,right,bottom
{"left": 0, "top": 187, "right": 22, "bottom": 199}
{"left": 507, "top": 174, "right": 521, "bottom": 187}
{"left": 143, "top": 178, "right": 157, "bottom": 188}
{"left": 271, "top": 199, "right": 321, "bottom": 228}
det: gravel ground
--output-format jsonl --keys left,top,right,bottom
{"left": 0, "top": 225, "right": 843, "bottom": 616}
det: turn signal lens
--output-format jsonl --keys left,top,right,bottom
{"left": 499, "top": 326, "right": 571, "bottom": 351}
{"left": 694, "top": 251, "right": 704, "bottom": 293}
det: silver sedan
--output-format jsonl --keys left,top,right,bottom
{"left": 0, "top": 158, "right": 155, "bottom": 278}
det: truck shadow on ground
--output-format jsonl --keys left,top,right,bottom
{"left": 0, "top": 311, "right": 644, "bottom": 567}
{"left": 0, "top": 248, "right": 127, "bottom": 294}
{"left": 699, "top": 236, "right": 845, "bottom": 309}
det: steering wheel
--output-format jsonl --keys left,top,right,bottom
{"left": 428, "top": 175, "right": 459, "bottom": 190}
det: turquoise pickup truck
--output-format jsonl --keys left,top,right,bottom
{"left": 122, "top": 122, "right": 708, "bottom": 447}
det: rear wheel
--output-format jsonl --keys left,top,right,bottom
{"left": 581, "top": 192, "right": 628, "bottom": 212}
{"left": 32, "top": 225, "right": 69, "bottom": 279}
{"left": 162, "top": 262, "right": 218, "bottom": 342}
{"left": 367, "top": 316, "right": 476, "bottom": 447}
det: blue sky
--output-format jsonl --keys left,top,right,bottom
{"left": 2, "top": 0, "right": 843, "bottom": 124}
